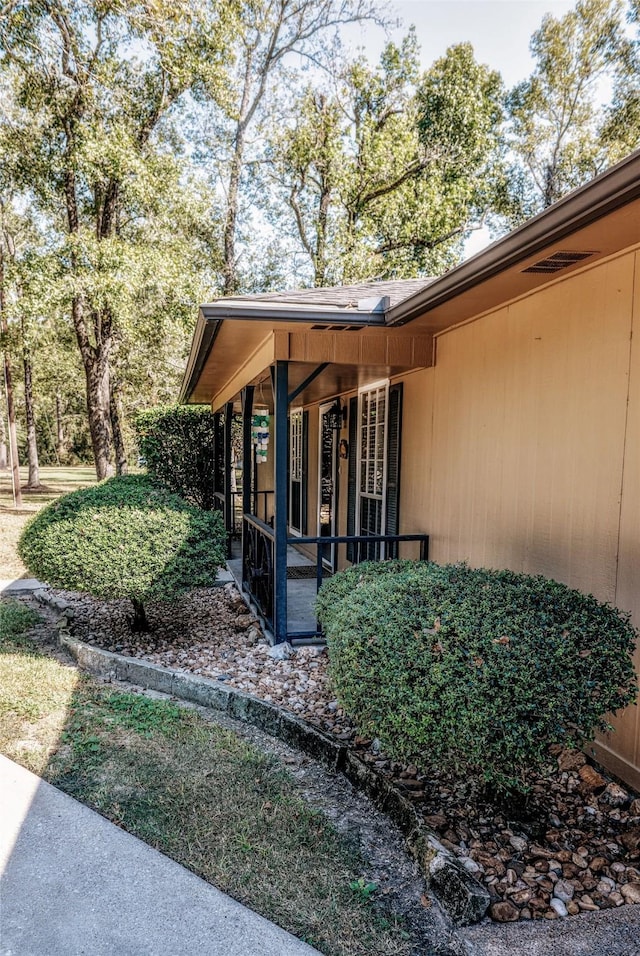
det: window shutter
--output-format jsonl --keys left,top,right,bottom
{"left": 302, "top": 410, "right": 309, "bottom": 535}
{"left": 346, "top": 396, "right": 358, "bottom": 561}
{"left": 385, "top": 383, "right": 403, "bottom": 558}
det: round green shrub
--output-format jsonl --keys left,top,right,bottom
{"left": 19, "top": 475, "right": 227, "bottom": 630}
{"left": 316, "top": 561, "right": 638, "bottom": 794}
{"left": 134, "top": 405, "right": 218, "bottom": 509}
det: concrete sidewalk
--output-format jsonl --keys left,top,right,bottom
{"left": 0, "top": 755, "right": 320, "bottom": 956}
{"left": 0, "top": 578, "right": 47, "bottom": 594}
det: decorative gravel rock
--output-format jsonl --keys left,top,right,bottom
{"left": 621, "top": 883, "right": 640, "bottom": 904}
{"left": 50, "top": 584, "right": 640, "bottom": 925}
{"left": 552, "top": 880, "right": 574, "bottom": 902}
{"left": 550, "top": 898, "right": 569, "bottom": 917}
{"left": 488, "top": 901, "right": 520, "bottom": 922}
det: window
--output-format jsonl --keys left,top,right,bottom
{"left": 347, "top": 381, "right": 403, "bottom": 562}
{"left": 358, "top": 383, "right": 388, "bottom": 558}
{"left": 288, "top": 409, "right": 305, "bottom": 535}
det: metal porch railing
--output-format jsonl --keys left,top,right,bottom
{"left": 240, "top": 513, "right": 429, "bottom": 641}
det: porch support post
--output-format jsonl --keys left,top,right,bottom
{"left": 241, "top": 387, "right": 254, "bottom": 589}
{"left": 273, "top": 360, "right": 289, "bottom": 643}
{"left": 223, "top": 402, "right": 233, "bottom": 557}
{"left": 213, "top": 411, "right": 222, "bottom": 495}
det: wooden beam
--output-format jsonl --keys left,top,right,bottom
{"left": 287, "top": 330, "right": 434, "bottom": 367}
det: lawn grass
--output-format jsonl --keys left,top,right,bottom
{"left": 0, "top": 604, "right": 412, "bottom": 956}
{"left": 0, "top": 466, "right": 97, "bottom": 579}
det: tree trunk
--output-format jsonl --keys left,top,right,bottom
{"left": 0, "top": 404, "right": 7, "bottom": 470}
{"left": 131, "top": 597, "right": 149, "bottom": 632}
{"left": 55, "top": 391, "right": 66, "bottom": 462}
{"left": 22, "top": 336, "right": 41, "bottom": 489}
{"left": 70, "top": 295, "right": 114, "bottom": 482}
{"left": 83, "top": 341, "right": 114, "bottom": 481}
{"left": 109, "top": 379, "right": 128, "bottom": 476}
{"left": 0, "top": 249, "right": 21, "bottom": 506}
{"left": 223, "top": 140, "right": 244, "bottom": 296}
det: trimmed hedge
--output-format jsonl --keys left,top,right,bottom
{"left": 134, "top": 405, "right": 218, "bottom": 509}
{"left": 19, "top": 475, "right": 226, "bottom": 630}
{"left": 316, "top": 561, "right": 638, "bottom": 794}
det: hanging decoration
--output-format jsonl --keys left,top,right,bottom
{"left": 251, "top": 408, "right": 270, "bottom": 463}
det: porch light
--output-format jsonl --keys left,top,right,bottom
{"left": 326, "top": 399, "right": 347, "bottom": 432}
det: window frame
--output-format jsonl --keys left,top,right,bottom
{"left": 356, "top": 380, "right": 389, "bottom": 548}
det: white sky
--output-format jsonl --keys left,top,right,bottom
{"left": 346, "top": 0, "right": 576, "bottom": 85}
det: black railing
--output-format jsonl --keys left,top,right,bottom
{"left": 216, "top": 490, "right": 274, "bottom": 537}
{"left": 285, "top": 533, "right": 429, "bottom": 640}
{"left": 240, "top": 514, "right": 429, "bottom": 641}
{"left": 242, "top": 514, "right": 275, "bottom": 628}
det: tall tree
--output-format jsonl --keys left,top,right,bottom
{"left": 601, "top": 0, "right": 640, "bottom": 160}
{"left": 0, "top": 222, "right": 21, "bottom": 504}
{"left": 265, "top": 36, "right": 505, "bottom": 283}
{"left": 0, "top": 0, "right": 231, "bottom": 479}
{"left": 195, "top": 0, "right": 380, "bottom": 295}
{"left": 507, "top": 0, "right": 630, "bottom": 213}
{"left": 0, "top": 203, "right": 46, "bottom": 489}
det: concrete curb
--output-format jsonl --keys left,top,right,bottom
{"left": 33, "top": 590, "right": 490, "bottom": 927}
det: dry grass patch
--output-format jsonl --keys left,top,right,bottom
{"left": 0, "top": 466, "right": 96, "bottom": 579}
{"left": 0, "top": 610, "right": 412, "bottom": 956}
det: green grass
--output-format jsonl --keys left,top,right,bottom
{"left": 0, "top": 608, "right": 411, "bottom": 956}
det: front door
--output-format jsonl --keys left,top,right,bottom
{"left": 318, "top": 403, "right": 338, "bottom": 569}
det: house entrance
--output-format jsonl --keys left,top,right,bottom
{"left": 318, "top": 402, "right": 339, "bottom": 569}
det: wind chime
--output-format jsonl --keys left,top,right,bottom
{"left": 251, "top": 409, "right": 270, "bottom": 464}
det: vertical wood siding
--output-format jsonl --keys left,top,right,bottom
{"left": 397, "top": 249, "right": 640, "bottom": 786}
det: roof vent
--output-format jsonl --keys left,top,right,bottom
{"left": 310, "top": 324, "right": 362, "bottom": 332}
{"left": 522, "top": 251, "right": 596, "bottom": 274}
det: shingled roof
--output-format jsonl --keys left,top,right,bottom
{"left": 218, "top": 278, "right": 434, "bottom": 311}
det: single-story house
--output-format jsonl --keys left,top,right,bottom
{"left": 180, "top": 148, "right": 640, "bottom": 789}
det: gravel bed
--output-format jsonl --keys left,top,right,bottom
{"left": 54, "top": 583, "right": 640, "bottom": 925}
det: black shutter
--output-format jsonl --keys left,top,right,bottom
{"left": 302, "top": 410, "right": 309, "bottom": 535}
{"left": 287, "top": 414, "right": 291, "bottom": 531}
{"left": 385, "top": 383, "right": 403, "bottom": 558}
{"left": 346, "top": 396, "right": 358, "bottom": 561}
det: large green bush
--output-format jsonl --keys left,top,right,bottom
{"left": 19, "top": 475, "right": 226, "bottom": 631}
{"left": 316, "top": 561, "right": 638, "bottom": 794}
{"left": 134, "top": 405, "right": 218, "bottom": 509}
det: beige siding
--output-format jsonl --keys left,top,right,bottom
{"left": 397, "top": 249, "right": 640, "bottom": 787}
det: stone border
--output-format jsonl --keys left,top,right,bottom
{"left": 34, "top": 589, "right": 490, "bottom": 927}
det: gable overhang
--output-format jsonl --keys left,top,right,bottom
{"left": 387, "top": 148, "right": 640, "bottom": 332}
{"left": 179, "top": 300, "right": 389, "bottom": 405}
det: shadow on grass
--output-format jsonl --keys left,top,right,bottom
{"left": 0, "top": 603, "right": 412, "bottom": 956}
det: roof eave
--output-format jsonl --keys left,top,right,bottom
{"left": 179, "top": 310, "right": 221, "bottom": 404}
{"left": 200, "top": 301, "right": 385, "bottom": 326}
{"left": 387, "top": 149, "right": 640, "bottom": 327}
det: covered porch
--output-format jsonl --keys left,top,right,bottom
{"left": 199, "top": 309, "right": 432, "bottom": 643}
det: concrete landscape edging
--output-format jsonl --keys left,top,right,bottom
{"left": 33, "top": 589, "right": 490, "bottom": 927}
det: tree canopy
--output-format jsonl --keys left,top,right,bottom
{"left": 0, "top": 0, "right": 637, "bottom": 478}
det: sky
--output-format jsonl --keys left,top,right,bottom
{"left": 344, "top": 1, "right": 578, "bottom": 257}
{"left": 345, "top": 1, "right": 577, "bottom": 86}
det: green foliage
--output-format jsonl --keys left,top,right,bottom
{"left": 134, "top": 405, "right": 218, "bottom": 510}
{"left": 18, "top": 475, "right": 226, "bottom": 621}
{"left": 349, "top": 877, "right": 378, "bottom": 902}
{"left": 316, "top": 561, "right": 638, "bottom": 795}
{"left": 506, "top": 0, "right": 632, "bottom": 214}
{"left": 265, "top": 32, "right": 507, "bottom": 284}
